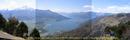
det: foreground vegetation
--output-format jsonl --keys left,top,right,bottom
{"left": 105, "top": 21, "right": 130, "bottom": 40}
{"left": 0, "top": 13, "right": 40, "bottom": 40}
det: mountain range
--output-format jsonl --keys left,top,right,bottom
{"left": 0, "top": 8, "right": 113, "bottom": 36}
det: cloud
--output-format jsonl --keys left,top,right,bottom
{"left": 83, "top": 5, "right": 91, "bottom": 8}
{"left": 92, "top": 5, "right": 130, "bottom": 13}
{"left": 83, "top": 5, "right": 93, "bottom": 12}
{"left": 0, "top": 0, "right": 35, "bottom": 10}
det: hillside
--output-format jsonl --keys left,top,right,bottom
{"left": 57, "top": 13, "right": 130, "bottom": 39}
{"left": 0, "top": 13, "right": 41, "bottom": 40}
{"left": 0, "top": 31, "right": 25, "bottom": 40}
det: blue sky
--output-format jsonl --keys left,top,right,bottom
{"left": 36, "top": 0, "right": 90, "bottom": 12}
{"left": 0, "top": 0, "right": 130, "bottom": 13}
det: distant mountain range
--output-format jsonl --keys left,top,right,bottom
{"left": 59, "top": 12, "right": 112, "bottom": 19}
{"left": 0, "top": 9, "right": 35, "bottom": 20}
{"left": 0, "top": 9, "right": 69, "bottom": 21}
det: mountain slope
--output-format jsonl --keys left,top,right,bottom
{"left": 36, "top": 9, "right": 69, "bottom": 25}
{"left": 57, "top": 13, "right": 130, "bottom": 37}
{"left": 0, "top": 31, "right": 25, "bottom": 40}
{"left": 36, "top": 10, "right": 69, "bottom": 20}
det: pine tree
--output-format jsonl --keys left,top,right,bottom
{"left": 16, "top": 22, "right": 28, "bottom": 38}
{"left": 6, "top": 16, "right": 18, "bottom": 34}
{"left": 0, "top": 13, "right": 6, "bottom": 30}
{"left": 8, "top": 16, "right": 19, "bottom": 25}
{"left": 0, "top": 13, "right": 31, "bottom": 39}
{"left": 30, "top": 28, "right": 40, "bottom": 40}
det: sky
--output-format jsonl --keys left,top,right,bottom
{"left": 92, "top": 0, "right": 130, "bottom": 13}
{"left": 0, "top": 0, "right": 36, "bottom": 10}
{"left": 36, "top": 0, "right": 90, "bottom": 13}
{"left": 0, "top": 0, "right": 130, "bottom": 13}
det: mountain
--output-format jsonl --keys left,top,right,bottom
{"left": 58, "top": 12, "right": 112, "bottom": 19}
{"left": 35, "top": 9, "right": 69, "bottom": 25}
{"left": 57, "top": 13, "right": 130, "bottom": 37}
{"left": 40, "top": 12, "right": 112, "bottom": 36}
{"left": 36, "top": 9, "right": 69, "bottom": 20}
{"left": 35, "top": 9, "right": 71, "bottom": 35}
{"left": 0, "top": 9, "right": 69, "bottom": 21}
{"left": 0, "top": 9, "right": 35, "bottom": 20}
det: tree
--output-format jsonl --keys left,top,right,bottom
{"left": 8, "top": 16, "right": 19, "bottom": 25}
{"left": 5, "top": 16, "right": 19, "bottom": 35}
{"left": 126, "top": 21, "right": 130, "bottom": 25}
{"left": 104, "top": 26, "right": 111, "bottom": 34}
{"left": 0, "top": 13, "right": 31, "bottom": 39}
{"left": 16, "top": 22, "right": 28, "bottom": 38}
{"left": 30, "top": 28, "right": 40, "bottom": 40}
{"left": 109, "top": 21, "right": 129, "bottom": 39}
{"left": 0, "top": 13, "right": 6, "bottom": 30}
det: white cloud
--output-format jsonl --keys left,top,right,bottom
{"left": 92, "top": 5, "right": 130, "bottom": 13}
{"left": 83, "top": 5, "right": 91, "bottom": 8}
{"left": 0, "top": 0, "right": 36, "bottom": 10}
{"left": 83, "top": 5, "right": 93, "bottom": 12}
